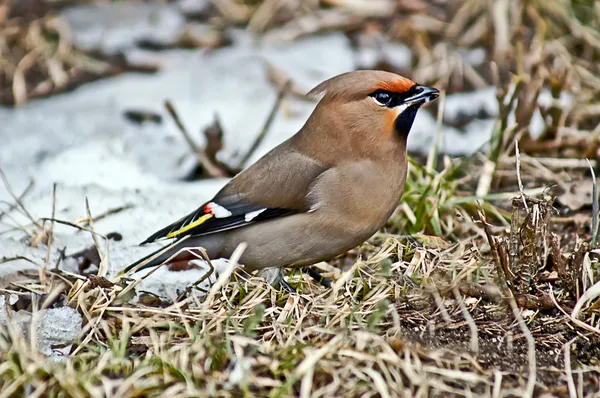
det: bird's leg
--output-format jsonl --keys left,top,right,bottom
{"left": 256, "top": 267, "right": 296, "bottom": 293}
{"left": 279, "top": 278, "right": 297, "bottom": 294}
{"left": 302, "top": 267, "right": 332, "bottom": 288}
{"left": 399, "top": 235, "right": 423, "bottom": 248}
{"left": 257, "top": 267, "right": 332, "bottom": 292}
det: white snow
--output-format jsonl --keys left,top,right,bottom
{"left": 442, "top": 86, "right": 499, "bottom": 125}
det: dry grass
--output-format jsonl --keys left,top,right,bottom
{"left": 3, "top": 145, "right": 600, "bottom": 396}
{"left": 1, "top": 188, "right": 600, "bottom": 397}
{"left": 2, "top": 0, "right": 600, "bottom": 396}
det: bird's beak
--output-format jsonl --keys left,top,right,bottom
{"left": 405, "top": 85, "right": 440, "bottom": 106}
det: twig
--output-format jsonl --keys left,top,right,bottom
{"left": 79, "top": 204, "right": 134, "bottom": 227}
{"left": 40, "top": 218, "right": 106, "bottom": 238}
{"left": 85, "top": 198, "right": 108, "bottom": 278}
{"left": 322, "top": 0, "right": 395, "bottom": 17}
{"left": 0, "top": 256, "right": 43, "bottom": 267}
{"left": 549, "top": 287, "right": 600, "bottom": 335}
{"left": 492, "top": 0, "right": 510, "bottom": 57}
{"left": 0, "top": 179, "right": 33, "bottom": 222}
{"left": 164, "top": 100, "right": 227, "bottom": 177}
{"left": 515, "top": 141, "right": 528, "bottom": 213}
{"left": 238, "top": 80, "right": 291, "bottom": 169}
{"left": 41, "top": 183, "right": 57, "bottom": 286}
{"left": 475, "top": 159, "right": 496, "bottom": 198}
{"left": 426, "top": 90, "right": 446, "bottom": 173}
{"left": 509, "top": 199, "right": 519, "bottom": 272}
{"left": 165, "top": 100, "right": 202, "bottom": 154}
{"left": 587, "top": 159, "right": 599, "bottom": 247}
{"left": 453, "top": 286, "right": 479, "bottom": 354}
{"left": 513, "top": 156, "right": 597, "bottom": 169}
{"left": 507, "top": 296, "right": 536, "bottom": 398}
{"left": 49, "top": 269, "right": 84, "bottom": 286}
{"left": 477, "top": 209, "right": 511, "bottom": 293}
{"left": 40, "top": 282, "right": 66, "bottom": 310}
{"left": 114, "top": 236, "right": 195, "bottom": 302}
{"left": 176, "top": 247, "right": 215, "bottom": 301}
{"left": 429, "top": 285, "right": 453, "bottom": 324}
{"left": 261, "top": 10, "right": 361, "bottom": 43}
{"left": 564, "top": 337, "right": 577, "bottom": 398}
{"left": 0, "top": 167, "right": 41, "bottom": 229}
{"left": 169, "top": 291, "right": 195, "bottom": 337}
{"left": 202, "top": 242, "right": 246, "bottom": 309}
{"left": 51, "top": 246, "right": 67, "bottom": 271}
{"left": 492, "top": 370, "right": 502, "bottom": 398}
{"left": 571, "top": 278, "right": 600, "bottom": 320}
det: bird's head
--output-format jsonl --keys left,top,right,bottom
{"left": 307, "top": 70, "right": 439, "bottom": 139}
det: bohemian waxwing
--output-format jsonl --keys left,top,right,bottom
{"left": 122, "top": 70, "right": 439, "bottom": 276}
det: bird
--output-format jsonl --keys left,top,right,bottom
{"left": 121, "top": 70, "right": 439, "bottom": 282}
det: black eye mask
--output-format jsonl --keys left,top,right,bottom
{"left": 369, "top": 85, "right": 426, "bottom": 108}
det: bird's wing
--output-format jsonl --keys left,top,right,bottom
{"left": 139, "top": 194, "right": 297, "bottom": 244}
{"left": 140, "top": 142, "right": 327, "bottom": 244}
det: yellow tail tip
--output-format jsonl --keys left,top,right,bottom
{"left": 166, "top": 213, "right": 213, "bottom": 239}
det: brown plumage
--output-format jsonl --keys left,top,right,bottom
{"left": 122, "top": 70, "right": 439, "bottom": 274}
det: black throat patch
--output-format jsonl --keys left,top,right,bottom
{"left": 394, "top": 104, "right": 420, "bottom": 137}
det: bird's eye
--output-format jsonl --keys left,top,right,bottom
{"left": 373, "top": 91, "right": 392, "bottom": 106}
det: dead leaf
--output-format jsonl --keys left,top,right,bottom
{"left": 204, "top": 115, "right": 224, "bottom": 165}
{"left": 88, "top": 275, "right": 115, "bottom": 289}
{"left": 30, "top": 229, "right": 48, "bottom": 248}
{"left": 68, "top": 246, "right": 101, "bottom": 273}
{"left": 138, "top": 293, "right": 163, "bottom": 307}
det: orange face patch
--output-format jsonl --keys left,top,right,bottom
{"left": 380, "top": 103, "right": 411, "bottom": 135}
{"left": 383, "top": 107, "right": 399, "bottom": 134}
{"left": 373, "top": 77, "right": 415, "bottom": 94}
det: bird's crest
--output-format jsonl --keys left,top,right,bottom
{"left": 307, "top": 70, "right": 416, "bottom": 101}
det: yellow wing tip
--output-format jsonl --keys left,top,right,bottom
{"left": 166, "top": 213, "right": 213, "bottom": 239}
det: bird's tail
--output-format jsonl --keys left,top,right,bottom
{"left": 119, "top": 237, "right": 194, "bottom": 275}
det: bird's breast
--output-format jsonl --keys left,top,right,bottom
{"left": 309, "top": 157, "right": 407, "bottom": 236}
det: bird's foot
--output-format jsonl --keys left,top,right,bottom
{"left": 256, "top": 267, "right": 296, "bottom": 293}
{"left": 256, "top": 266, "right": 331, "bottom": 293}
